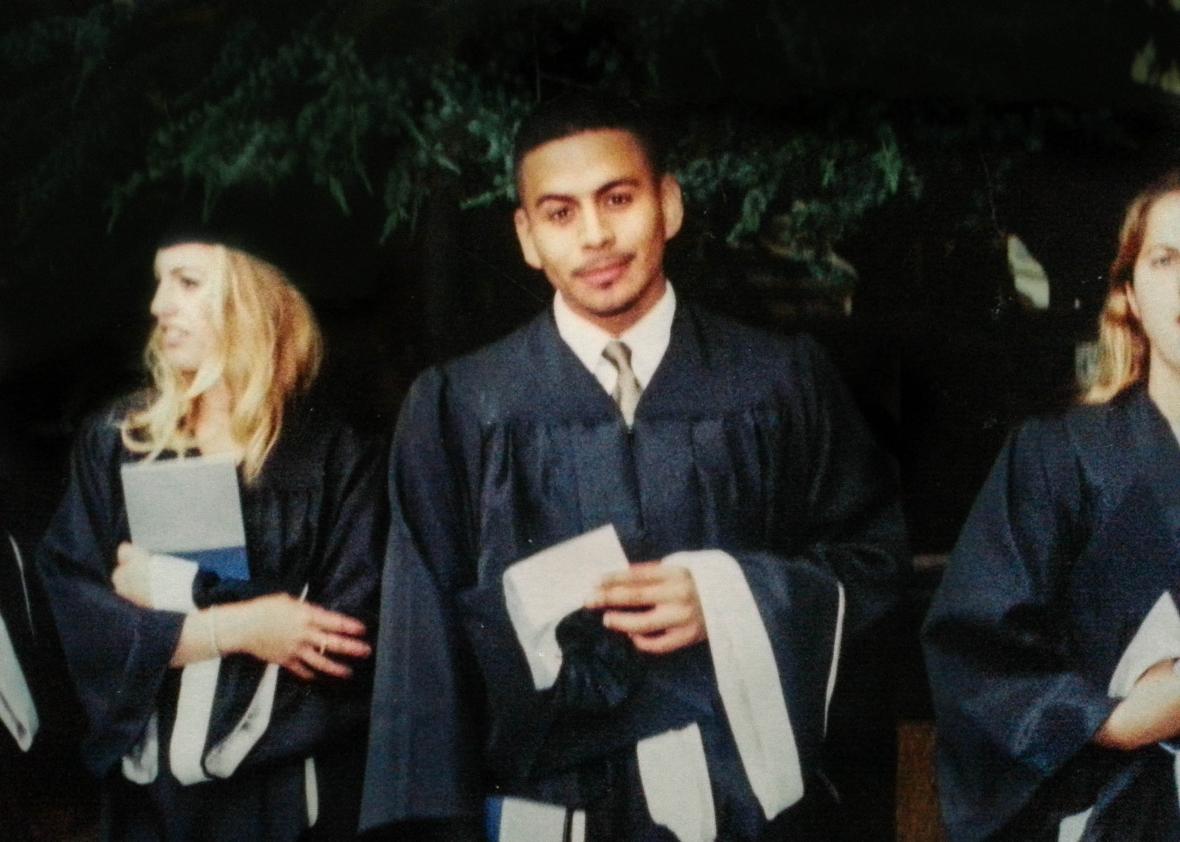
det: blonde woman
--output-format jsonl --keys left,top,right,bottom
{"left": 925, "top": 170, "right": 1180, "bottom": 840}
{"left": 38, "top": 224, "right": 384, "bottom": 840}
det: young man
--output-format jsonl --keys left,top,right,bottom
{"left": 361, "top": 95, "right": 906, "bottom": 841}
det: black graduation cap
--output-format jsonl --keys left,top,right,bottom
{"left": 155, "top": 186, "right": 345, "bottom": 298}
{"left": 157, "top": 187, "right": 294, "bottom": 270}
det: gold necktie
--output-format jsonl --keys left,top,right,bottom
{"left": 602, "top": 340, "right": 642, "bottom": 427}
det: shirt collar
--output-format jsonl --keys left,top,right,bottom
{"left": 553, "top": 283, "right": 677, "bottom": 387}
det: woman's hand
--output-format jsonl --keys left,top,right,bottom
{"left": 215, "top": 593, "right": 371, "bottom": 680}
{"left": 112, "top": 542, "right": 153, "bottom": 607}
{"left": 1095, "top": 658, "right": 1180, "bottom": 750}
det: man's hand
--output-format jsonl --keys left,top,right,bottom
{"left": 585, "top": 562, "right": 706, "bottom": 655}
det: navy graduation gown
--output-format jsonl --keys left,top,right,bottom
{"left": 924, "top": 386, "right": 1180, "bottom": 841}
{"left": 0, "top": 523, "right": 94, "bottom": 839}
{"left": 361, "top": 303, "right": 906, "bottom": 838}
{"left": 38, "top": 398, "right": 386, "bottom": 842}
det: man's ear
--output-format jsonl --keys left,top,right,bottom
{"left": 514, "top": 207, "right": 543, "bottom": 270}
{"left": 660, "top": 174, "right": 684, "bottom": 242}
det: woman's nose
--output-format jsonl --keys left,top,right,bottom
{"left": 150, "top": 281, "right": 173, "bottom": 317}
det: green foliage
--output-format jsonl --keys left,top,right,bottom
{"left": 98, "top": 1, "right": 920, "bottom": 263}
{"left": 0, "top": 3, "right": 123, "bottom": 74}
{"left": 0, "top": 0, "right": 1148, "bottom": 286}
{"left": 100, "top": 17, "right": 534, "bottom": 240}
{"left": 110, "top": 30, "right": 380, "bottom": 219}
{"left": 675, "top": 116, "right": 920, "bottom": 253}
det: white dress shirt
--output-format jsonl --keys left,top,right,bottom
{"left": 552, "top": 283, "right": 676, "bottom": 396}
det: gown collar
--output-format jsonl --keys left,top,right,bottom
{"left": 552, "top": 284, "right": 676, "bottom": 390}
{"left": 1125, "top": 385, "right": 1180, "bottom": 542}
{"left": 526, "top": 299, "right": 720, "bottom": 424}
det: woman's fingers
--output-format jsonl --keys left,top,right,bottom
{"left": 311, "top": 631, "right": 371, "bottom": 660}
{"left": 306, "top": 604, "right": 366, "bottom": 637}
{"left": 237, "top": 593, "right": 370, "bottom": 676}
{"left": 299, "top": 645, "right": 355, "bottom": 680}
{"left": 282, "top": 658, "right": 316, "bottom": 681}
{"left": 287, "top": 607, "right": 371, "bottom": 679}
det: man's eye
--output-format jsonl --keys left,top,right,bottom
{"left": 179, "top": 275, "right": 201, "bottom": 289}
{"left": 547, "top": 207, "right": 572, "bottom": 223}
{"left": 606, "top": 192, "right": 633, "bottom": 207}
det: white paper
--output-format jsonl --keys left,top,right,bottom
{"left": 503, "top": 525, "right": 629, "bottom": 690}
{"left": 1106, "top": 590, "right": 1180, "bottom": 818}
{"left": 121, "top": 455, "right": 246, "bottom": 577}
{"left": 1108, "top": 591, "right": 1180, "bottom": 699}
{"left": 148, "top": 554, "right": 199, "bottom": 613}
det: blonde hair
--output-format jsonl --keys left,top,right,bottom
{"left": 121, "top": 245, "right": 323, "bottom": 482}
{"left": 1084, "top": 170, "right": 1180, "bottom": 404}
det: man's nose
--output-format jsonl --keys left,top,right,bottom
{"left": 580, "top": 207, "right": 613, "bottom": 249}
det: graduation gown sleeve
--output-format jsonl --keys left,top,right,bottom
{"left": 922, "top": 416, "right": 1120, "bottom": 841}
{"left": 762, "top": 335, "right": 905, "bottom": 639}
{"left": 361, "top": 368, "right": 483, "bottom": 830}
{"left": 695, "top": 334, "right": 905, "bottom": 833}
{"left": 37, "top": 412, "right": 186, "bottom": 775}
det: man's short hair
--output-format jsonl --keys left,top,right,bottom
{"left": 513, "top": 92, "right": 667, "bottom": 190}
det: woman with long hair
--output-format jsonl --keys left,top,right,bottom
{"left": 924, "top": 169, "right": 1180, "bottom": 840}
{"left": 38, "top": 220, "right": 384, "bottom": 840}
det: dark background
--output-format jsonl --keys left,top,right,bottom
{"left": 3, "top": 0, "right": 1176, "bottom": 549}
{"left": 3, "top": 2, "right": 1180, "bottom": 838}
